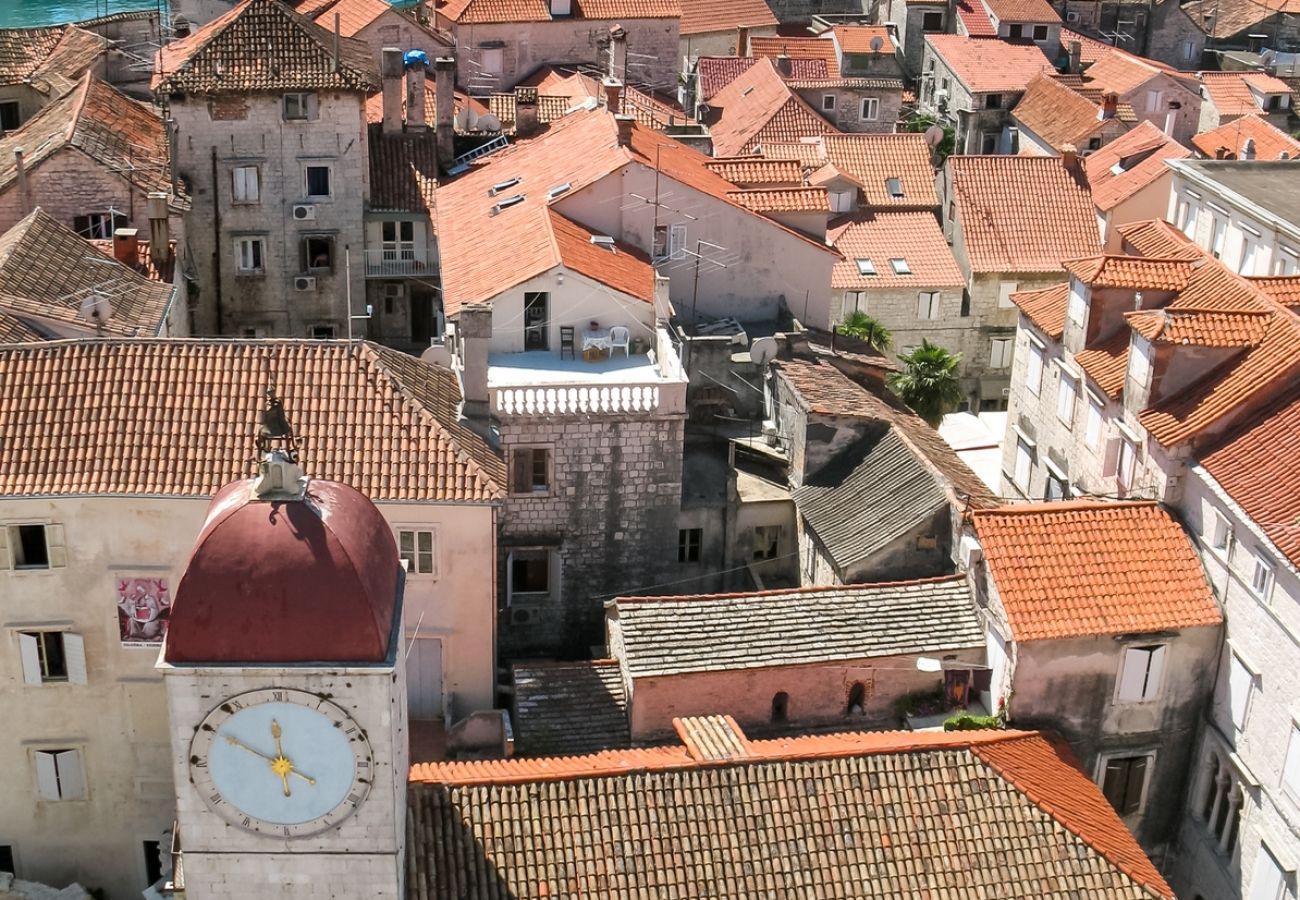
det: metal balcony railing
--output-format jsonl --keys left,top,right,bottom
{"left": 364, "top": 247, "right": 431, "bottom": 278}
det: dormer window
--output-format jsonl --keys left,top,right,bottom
{"left": 856, "top": 258, "right": 877, "bottom": 276}
{"left": 890, "top": 258, "right": 911, "bottom": 275}
{"left": 885, "top": 177, "right": 904, "bottom": 199}
{"left": 490, "top": 177, "right": 522, "bottom": 197}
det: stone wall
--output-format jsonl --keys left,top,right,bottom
{"left": 765, "top": 0, "right": 870, "bottom": 23}
{"left": 0, "top": 146, "right": 167, "bottom": 236}
{"left": 795, "top": 84, "right": 903, "bottom": 132}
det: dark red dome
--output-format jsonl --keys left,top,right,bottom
{"left": 165, "top": 478, "right": 401, "bottom": 664}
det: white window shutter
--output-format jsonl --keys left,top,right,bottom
{"left": 34, "top": 751, "right": 59, "bottom": 799}
{"left": 1249, "top": 845, "right": 1286, "bottom": 900}
{"left": 55, "top": 750, "right": 85, "bottom": 800}
{"left": 1117, "top": 648, "right": 1149, "bottom": 701}
{"left": 19, "top": 632, "right": 42, "bottom": 685}
{"left": 1229, "top": 654, "right": 1253, "bottom": 728}
{"left": 0, "top": 525, "right": 10, "bottom": 569}
{"left": 1144, "top": 645, "right": 1165, "bottom": 699}
{"left": 1283, "top": 726, "right": 1300, "bottom": 798}
{"left": 1102, "top": 437, "right": 1120, "bottom": 477}
{"left": 45, "top": 524, "right": 66, "bottom": 568}
{"left": 64, "top": 633, "right": 87, "bottom": 685}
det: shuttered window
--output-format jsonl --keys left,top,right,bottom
{"left": 34, "top": 749, "right": 85, "bottom": 801}
{"left": 1228, "top": 652, "right": 1256, "bottom": 730}
{"left": 232, "top": 166, "right": 260, "bottom": 203}
{"left": 1101, "top": 755, "right": 1148, "bottom": 816}
{"left": 1117, "top": 645, "right": 1166, "bottom": 702}
{"left": 510, "top": 448, "right": 550, "bottom": 495}
{"left": 18, "top": 631, "right": 86, "bottom": 685}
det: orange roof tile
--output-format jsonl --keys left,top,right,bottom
{"left": 1249, "top": 275, "right": 1300, "bottom": 311}
{"left": 706, "top": 156, "right": 804, "bottom": 185}
{"left": 0, "top": 339, "right": 504, "bottom": 501}
{"left": 441, "top": 0, "right": 679, "bottom": 22}
{"left": 696, "top": 55, "right": 828, "bottom": 99}
{"left": 1085, "top": 121, "right": 1190, "bottom": 211}
{"left": 926, "top": 34, "right": 1053, "bottom": 93}
{"left": 310, "top": 0, "right": 392, "bottom": 34}
{"left": 820, "top": 132, "right": 939, "bottom": 209}
{"left": 1124, "top": 308, "right": 1271, "bottom": 346}
{"left": 1182, "top": 0, "right": 1300, "bottom": 38}
{"left": 1011, "top": 73, "right": 1112, "bottom": 150}
{"left": 549, "top": 210, "right": 656, "bottom": 301}
{"left": 1199, "top": 70, "right": 1294, "bottom": 120}
{"left": 706, "top": 57, "right": 839, "bottom": 156}
{"left": 1080, "top": 47, "right": 1197, "bottom": 97}
{"left": 954, "top": 0, "right": 998, "bottom": 36}
{"left": 749, "top": 35, "right": 841, "bottom": 78}
{"left": 948, "top": 155, "right": 1101, "bottom": 273}
{"left": 981, "top": 0, "right": 1060, "bottom": 23}
{"left": 1192, "top": 114, "right": 1300, "bottom": 161}
{"left": 680, "top": 0, "right": 777, "bottom": 35}
{"left": 1012, "top": 283, "right": 1069, "bottom": 339}
{"left": 1075, "top": 328, "right": 1130, "bottom": 398}
{"left": 829, "top": 212, "right": 965, "bottom": 289}
{"left": 1060, "top": 28, "right": 1116, "bottom": 66}
{"left": 0, "top": 25, "right": 108, "bottom": 95}
{"left": 832, "top": 24, "right": 892, "bottom": 54}
{"left": 1062, "top": 254, "right": 1195, "bottom": 290}
{"left": 727, "top": 186, "right": 829, "bottom": 211}
{"left": 1115, "top": 218, "right": 1201, "bottom": 260}
{"left": 973, "top": 500, "right": 1222, "bottom": 641}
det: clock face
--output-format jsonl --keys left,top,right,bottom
{"left": 189, "top": 688, "right": 374, "bottom": 837}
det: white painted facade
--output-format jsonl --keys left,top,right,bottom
{"left": 1167, "top": 160, "right": 1300, "bottom": 277}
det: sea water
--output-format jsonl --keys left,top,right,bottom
{"left": 0, "top": 0, "right": 161, "bottom": 27}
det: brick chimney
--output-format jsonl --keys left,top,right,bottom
{"left": 615, "top": 113, "right": 635, "bottom": 147}
{"left": 381, "top": 47, "right": 404, "bottom": 134}
{"left": 514, "top": 86, "right": 540, "bottom": 137}
{"left": 1060, "top": 142, "right": 1085, "bottom": 185}
{"left": 775, "top": 54, "right": 793, "bottom": 77}
{"left": 1067, "top": 40, "right": 1082, "bottom": 74}
{"left": 735, "top": 25, "right": 749, "bottom": 56}
{"left": 407, "top": 59, "right": 428, "bottom": 131}
{"left": 1100, "top": 92, "right": 1118, "bottom": 119}
{"left": 435, "top": 57, "right": 456, "bottom": 169}
{"left": 146, "top": 191, "right": 170, "bottom": 264}
{"left": 113, "top": 227, "right": 139, "bottom": 268}
{"left": 609, "top": 24, "right": 628, "bottom": 82}
{"left": 603, "top": 76, "right": 623, "bottom": 112}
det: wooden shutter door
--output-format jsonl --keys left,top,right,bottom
{"left": 34, "top": 751, "right": 59, "bottom": 799}
{"left": 18, "top": 633, "right": 42, "bottom": 685}
{"left": 64, "top": 634, "right": 87, "bottom": 685}
{"left": 55, "top": 750, "right": 85, "bottom": 800}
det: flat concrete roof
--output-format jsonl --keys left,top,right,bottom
{"left": 1175, "top": 159, "right": 1300, "bottom": 230}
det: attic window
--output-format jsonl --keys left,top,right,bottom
{"left": 885, "top": 177, "right": 904, "bottom": 199}
{"left": 1110, "top": 160, "right": 1128, "bottom": 175}
{"left": 491, "top": 194, "right": 526, "bottom": 214}
{"left": 590, "top": 235, "right": 617, "bottom": 251}
{"left": 890, "top": 258, "right": 911, "bottom": 275}
{"left": 547, "top": 182, "right": 572, "bottom": 200}
{"left": 489, "top": 177, "right": 522, "bottom": 197}
{"left": 742, "top": 86, "right": 755, "bottom": 96}
{"left": 856, "top": 258, "right": 877, "bottom": 276}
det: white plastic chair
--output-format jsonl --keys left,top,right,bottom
{"left": 608, "top": 326, "right": 631, "bottom": 358}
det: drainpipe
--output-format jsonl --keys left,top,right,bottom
{"left": 210, "top": 146, "right": 223, "bottom": 335}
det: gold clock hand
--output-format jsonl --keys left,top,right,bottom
{"left": 223, "top": 733, "right": 276, "bottom": 763}
{"left": 289, "top": 767, "right": 316, "bottom": 785}
{"left": 271, "top": 719, "right": 285, "bottom": 758}
{"left": 278, "top": 771, "right": 292, "bottom": 797}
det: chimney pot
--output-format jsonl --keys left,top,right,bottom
{"left": 615, "top": 113, "right": 635, "bottom": 147}
{"left": 1068, "top": 40, "right": 1082, "bottom": 74}
{"left": 13, "top": 148, "right": 28, "bottom": 215}
{"left": 1060, "top": 142, "right": 1084, "bottom": 184}
{"left": 1101, "top": 92, "right": 1118, "bottom": 119}
{"left": 407, "top": 61, "right": 428, "bottom": 131}
{"left": 603, "top": 76, "right": 623, "bottom": 113}
{"left": 735, "top": 25, "right": 749, "bottom": 56}
{"left": 609, "top": 24, "right": 628, "bottom": 82}
{"left": 146, "top": 191, "right": 170, "bottom": 264}
{"left": 381, "top": 47, "right": 404, "bottom": 134}
{"left": 514, "top": 86, "right": 540, "bottom": 137}
{"left": 775, "top": 54, "right": 793, "bottom": 77}
{"left": 113, "top": 227, "right": 139, "bottom": 268}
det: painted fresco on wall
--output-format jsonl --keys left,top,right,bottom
{"left": 117, "top": 577, "right": 172, "bottom": 647}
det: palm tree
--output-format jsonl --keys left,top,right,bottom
{"left": 837, "top": 311, "right": 892, "bottom": 354}
{"left": 889, "top": 340, "right": 963, "bottom": 427}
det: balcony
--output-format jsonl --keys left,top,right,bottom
{"left": 364, "top": 247, "right": 432, "bottom": 278}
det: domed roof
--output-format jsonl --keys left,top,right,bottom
{"left": 165, "top": 472, "right": 401, "bottom": 664}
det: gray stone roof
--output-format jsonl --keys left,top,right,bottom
{"left": 792, "top": 427, "right": 948, "bottom": 571}
{"left": 511, "top": 660, "right": 631, "bottom": 756}
{"left": 611, "top": 576, "right": 982, "bottom": 678}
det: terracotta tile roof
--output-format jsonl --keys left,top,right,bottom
{"left": 696, "top": 55, "right": 826, "bottom": 100}
{"left": 973, "top": 500, "right": 1222, "bottom": 641}
{"left": 727, "top": 186, "right": 828, "bottom": 211}
{"left": 308, "top": 0, "right": 393, "bottom": 35}
{"left": 613, "top": 576, "right": 981, "bottom": 676}
{"left": 0, "top": 25, "right": 107, "bottom": 92}
{"left": 1054, "top": 74, "right": 1140, "bottom": 120}
{"left": 0, "top": 74, "right": 180, "bottom": 203}
{"left": 1115, "top": 218, "right": 1200, "bottom": 260}
{"left": 1199, "top": 71, "right": 1294, "bottom": 120}
{"left": 680, "top": 0, "right": 777, "bottom": 35}
{"left": 364, "top": 81, "right": 485, "bottom": 127}
{"left": 367, "top": 126, "right": 439, "bottom": 213}
{"left": 926, "top": 34, "right": 1054, "bottom": 94}
{"left": 760, "top": 138, "right": 826, "bottom": 167}
{"left": 982, "top": 0, "right": 1061, "bottom": 23}
{"left": 550, "top": 209, "right": 656, "bottom": 301}
{"left": 706, "top": 57, "right": 839, "bottom": 156}
{"left": 1062, "top": 254, "right": 1195, "bottom": 290}
{"left": 820, "top": 132, "right": 939, "bottom": 209}
{"left": 1075, "top": 328, "right": 1130, "bottom": 398}
{"left": 1199, "top": 385, "right": 1300, "bottom": 568}
{"left": 1192, "top": 114, "right": 1300, "bottom": 161}
{"left": 0, "top": 339, "right": 504, "bottom": 500}
{"left": 511, "top": 660, "right": 631, "bottom": 756}
{"left": 948, "top": 155, "right": 1101, "bottom": 273}
{"left": 831, "top": 24, "right": 892, "bottom": 54}
{"left": 88, "top": 237, "right": 178, "bottom": 284}
{"left": 706, "top": 155, "right": 804, "bottom": 185}
{"left": 1080, "top": 48, "right": 1197, "bottom": 97}
{"left": 0, "top": 313, "right": 47, "bottom": 343}
{"left": 829, "top": 211, "right": 964, "bottom": 289}
{"left": 1085, "top": 120, "right": 1190, "bottom": 211}
{"left": 955, "top": 0, "right": 998, "bottom": 36}
{"left": 784, "top": 75, "right": 904, "bottom": 91}
{"left": 408, "top": 727, "right": 1173, "bottom": 899}
{"left": 0, "top": 209, "right": 174, "bottom": 337}
{"left": 512, "top": 68, "right": 693, "bottom": 129}
{"left": 1012, "top": 283, "right": 1069, "bottom": 339}
{"left": 1060, "top": 28, "right": 1117, "bottom": 66}
{"left": 1011, "top": 73, "right": 1111, "bottom": 150}
{"left": 775, "top": 354, "right": 892, "bottom": 416}
{"left": 153, "top": 0, "right": 379, "bottom": 94}
{"left": 1249, "top": 275, "right": 1300, "bottom": 310}
{"left": 0, "top": 27, "right": 65, "bottom": 86}
{"left": 1181, "top": 0, "right": 1300, "bottom": 39}
{"left": 749, "top": 35, "right": 841, "bottom": 78}
{"left": 440, "top": 0, "right": 679, "bottom": 23}
{"left": 1125, "top": 308, "right": 1271, "bottom": 346}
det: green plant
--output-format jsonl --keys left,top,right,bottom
{"left": 893, "top": 686, "right": 946, "bottom": 721}
{"left": 837, "top": 311, "right": 892, "bottom": 353}
{"left": 888, "top": 340, "right": 963, "bottom": 427}
{"left": 900, "top": 112, "right": 956, "bottom": 163}
{"left": 943, "top": 713, "right": 1002, "bottom": 732}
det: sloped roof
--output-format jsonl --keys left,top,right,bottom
{"left": 1085, "top": 120, "right": 1190, "bottom": 211}
{"left": 926, "top": 34, "right": 1053, "bottom": 93}
{"left": 1012, "top": 283, "right": 1069, "bottom": 339}
{"left": 408, "top": 726, "right": 1174, "bottom": 899}
{"left": 955, "top": 0, "right": 998, "bottom": 36}
{"left": 367, "top": 126, "right": 439, "bottom": 212}
{"left": 613, "top": 576, "right": 981, "bottom": 676}
{"left": 706, "top": 156, "right": 804, "bottom": 185}
{"left": 680, "top": 0, "right": 777, "bottom": 35}
{"left": 972, "top": 500, "right": 1221, "bottom": 641}
{"left": 948, "top": 155, "right": 1101, "bottom": 273}
{"left": 829, "top": 211, "right": 964, "bottom": 289}
{"left": 1060, "top": 28, "right": 1116, "bottom": 66}
{"left": 707, "top": 57, "right": 839, "bottom": 156}
{"left": 819, "top": 132, "right": 939, "bottom": 209}
{"left": 1192, "top": 114, "right": 1300, "bottom": 161}
{"left": 1249, "top": 275, "right": 1300, "bottom": 310}
{"left": 549, "top": 209, "right": 657, "bottom": 301}
{"left": 0, "top": 25, "right": 108, "bottom": 92}
{"left": 761, "top": 138, "right": 826, "bottom": 167}
{"left": 1125, "top": 308, "right": 1271, "bottom": 346}
{"left": 1062, "top": 255, "right": 1195, "bottom": 291}
{"left": 0, "top": 313, "right": 48, "bottom": 342}
{"left": 1114, "top": 218, "right": 1201, "bottom": 260}
{"left": 153, "top": 0, "right": 379, "bottom": 94}
{"left": 981, "top": 0, "right": 1060, "bottom": 23}
{"left": 511, "top": 660, "right": 631, "bottom": 756}
{"left": 515, "top": 67, "right": 694, "bottom": 129}
{"left": 749, "top": 35, "right": 841, "bottom": 78}
{"left": 696, "top": 55, "right": 827, "bottom": 100}
{"left": 832, "top": 24, "right": 893, "bottom": 54}
{"left": 1181, "top": 0, "right": 1300, "bottom": 39}
{"left": 1080, "top": 47, "right": 1197, "bottom": 96}
{"left": 0, "top": 339, "right": 504, "bottom": 501}
{"left": 1199, "top": 70, "right": 1294, "bottom": 120}
{"left": 727, "top": 186, "right": 829, "bottom": 212}
{"left": 1011, "top": 73, "right": 1112, "bottom": 150}
{"left": 440, "top": 0, "right": 679, "bottom": 23}
{"left": 1075, "top": 328, "right": 1130, "bottom": 398}
{"left": 308, "top": 0, "right": 395, "bottom": 35}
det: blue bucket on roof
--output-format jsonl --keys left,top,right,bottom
{"left": 404, "top": 50, "right": 431, "bottom": 69}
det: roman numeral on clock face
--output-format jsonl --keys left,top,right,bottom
{"left": 209, "top": 791, "right": 223, "bottom": 805}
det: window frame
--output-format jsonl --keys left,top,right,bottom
{"left": 859, "top": 97, "right": 879, "bottom": 121}
{"left": 282, "top": 92, "right": 312, "bottom": 121}
{"left": 300, "top": 233, "right": 336, "bottom": 274}
{"left": 1013, "top": 437, "right": 1033, "bottom": 492}
{"left": 0, "top": 99, "right": 20, "bottom": 131}
{"left": 233, "top": 236, "right": 266, "bottom": 275}
{"left": 510, "top": 446, "right": 553, "bottom": 497}
{"left": 1084, "top": 392, "right": 1104, "bottom": 449}
{"left": 921, "top": 10, "right": 944, "bottom": 30}
{"left": 1250, "top": 549, "right": 1274, "bottom": 600}
{"left": 1099, "top": 752, "right": 1153, "bottom": 817}
{"left": 507, "top": 547, "right": 552, "bottom": 604}
{"left": 752, "top": 525, "right": 782, "bottom": 561}
{"left": 916, "top": 291, "right": 940, "bottom": 320}
{"left": 1207, "top": 509, "right": 1232, "bottom": 556}
{"left": 307, "top": 324, "right": 336, "bottom": 339}
{"left": 1025, "top": 339, "right": 1044, "bottom": 396}
{"left": 1115, "top": 644, "right": 1167, "bottom": 703}
{"left": 33, "top": 747, "right": 86, "bottom": 801}
{"left": 1056, "top": 367, "right": 1078, "bottom": 428}
{"left": 1032, "top": 24, "right": 1049, "bottom": 40}
{"left": 998, "top": 280, "right": 1018, "bottom": 308}
{"left": 678, "top": 528, "right": 702, "bottom": 563}
{"left": 1282, "top": 722, "right": 1300, "bottom": 805}
{"left": 304, "top": 164, "right": 333, "bottom": 200}
{"left": 231, "top": 165, "right": 260, "bottom": 204}
{"left": 396, "top": 528, "right": 438, "bottom": 577}
{"left": 16, "top": 630, "right": 87, "bottom": 685}
{"left": 1228, "top": 649, "right": 1258, "bottom": 730}
{"left": 989, "top": 337, "right": 1013, "bottom": 369}
{"left": 821, "top": 94, "right": 836, "bottom": 112}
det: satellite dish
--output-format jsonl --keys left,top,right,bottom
{"left": 455, "top": 106, "right": 470, "bottom": 129}
{"left": 750, "top": 336, "right": 778, "bottom": 367}
{"left": 466, "top": 105, "right": 480, "bottom": 129}
{"left": 924, "top": 124, "right": 945, "bottom": 147}
{"left": 477, "top": 113, "right": 502, "bottom": 132}
{"left": 869, "top": 35, "right": 885, "bottom": 52}
{"left": 79, "top": 290, "right": 112, "bottom": 326}
{"left": 1261, "top": 48, "right": 1276, "bottom": 64}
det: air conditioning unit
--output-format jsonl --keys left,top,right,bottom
{"left": 382, "top": 283, "right": 405, "bottom": 300}
{"left": 292, "top": 204, "right": 316, "bottom": 221}
{"left": 959, "top": 533, "right": 983, "bottom": 569}
{"left": 293, "top": 276, "right": 317, "bottom": 291}
{"left": 509, "top": 598, "right": 546, "bottom": 626}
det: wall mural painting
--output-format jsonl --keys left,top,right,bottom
{"left": 117, "top": 577, "right": 172, "bottom": 647}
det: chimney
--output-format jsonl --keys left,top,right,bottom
{"left": 514, "top": 86, "right": 540, "bottom": 137}
{"left": 381, "top": 47, "right": 404, "bottom": 134}
{"left": 775, "top": 54, "right": 793, "bottom": 77}
{"left": 13, "top": 148, "right": 28, "bottom": 214}
{"left": 1060, "top": 142, "right": 1084, "bottom": 184}
{"left": 1068, "top": 40, "right": 1082, "bottom": 74}
{"left": 603, "top": 76, "right": 623, "bottom": 112}
{"left": 146, "top": 191, "right": 170, "bottom": 264}
{"left": 736, "top": 25, "right": 749, "bottom": 56}
{"left": 1242, "top": 137, "right": 1257, "bottom": 160}
{"left": 615, "top": 113, "right": 635, "bottom": 147}
{"left": 609, "top": 25, "right": 628, "bottom": 82}
{"left": 407, "top": 59, "right": 428, "bottom": 131}
{"left": 455, "top": 307, "right": 492, "bottom": 419}
{"left": 1100, "top": 92, "right": 1118, "bottom": 119}
{"left": 1215, "top": 146, "right": 1229, "bottom": 159}
{"left": 113, "top": 227, "right": 139, "bottom": 268}
{"left": 435, "top": 57, "right": 456, "bottom": 168}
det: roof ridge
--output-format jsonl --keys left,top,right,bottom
{"left": 973, "top": 498, "right": 1157, "bottom": 516}
{"left": 612, "top": 573, "right": 968, "bottom": 604}
{"left": 63, "top": 70, "right": 93, "bottom": 144}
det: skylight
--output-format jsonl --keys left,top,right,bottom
{"left": 590, "top": 235, "right": 616, "bottom": 250}
{"left": 885, "top": 177, "right": 904, "bottom": 199}
{"left": 547, "top": 182, "right": 573, "bottom": 200}
{"left": 490, "top": 194, "right": 526, "bottom": 215}
{"left": 890, "top": 258, "right": 911, "bottom": 275}
{"left": 489, "top": 176, "right": 522, "bottom": 196}
{"left": 856, "top": 258, "right": 877, "bottom": 276}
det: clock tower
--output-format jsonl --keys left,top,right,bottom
{"left": 158, "top": 394, "right": 408, "bottom": 899}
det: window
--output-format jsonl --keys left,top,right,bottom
{"left": 998, "top": 281, "right": 1018, "bottom": 308}
{"left": 1068, "top": 282, "right": 1087, "bottom": 326}
{"left": 980, "top": 132, "right": 998, "bottom": 154}
{"left": 856, "top": 258, "right": 876, "bottom": 276}
{"left": 509, "top": 549, "right": 550, "bottom": 599}
{"left": 1228, "top": 651, "right": 1257, "bottom": 730}
{"left": 860, "top": 97, "right": 879, "bottom": 121}
{"left": 1144, "top": 89, "right": 1162, "bottom": 113}
{"left": 1126, "top": 341, "right": 1151, "bottom": 390}
{"left": 1210, "top": 215, "right": 1227, "bottom": 258}
{"left": 34, "top": 749, "right": 85, "bottom": 801}
{"left": 829, "top": 189, "right": 854, "bottom": 213}
{"left": 1117, "top": 436, "right": 1137, "bottom": 494}
{"left": 479, "top": 47, "right": 503, "bottom": 74}
{"left": 985, "top": 93, "right": 1002, "bottom": 109}
{"left": 1250, "top": 550, "right": 1274, "bottom": 599}
{"left": 1239, "top": 235, "right": 1259, "bottom": 275}
{"left": 658, "top": 223, "right": 686, "bottom": 260}
{"left": 1250, "top": 845, "right": 1287, "bottom": 900}
{"left": 1201, "top": 753, "right": 1242, "bottom": 856}
{"left": 1208, "top": 510, "right": 1231, "bottom": 554}
{"left": 1180, "top": 201, "right": 1198, "bottom": 238}
{"left": 18, "top": 631, "right": 86, "bottom": 685}
{"left": 305, "top": 165, "right": 332, "bottom": 199}
{"left": 1032, "top": 24, "right": 1049, "bottom": 40}
{"left": 885, "top": 177, "right": 904, "bottom": 199}
{"left": 143, "top": 840, "right": 163, "bottom": 886}
{"left": 1085, "top": 394, "right": 1103, "bottom": 448}
{"left": 72, "top": 212, "right": 126, "bottom": 240}
{"left": 0, "top": 845, "right": 12, "bottom": 874}
{"left": 382, "top": 220, "right": 416, "bottom": 260}
{"left": 1026, "top": 341, "right": 1044, "bottom": 396}
{"left": 890, "top": 258, "right": 912, "bottom": 275}
{"left": 234, "top": 236, "right": 265, "bottom": 274}
{"left": 846, "top": 682, "right": 867, "bottom": 714}
{"left": 283, "top": 92, "right": 311, "bottom": 120}
{"left": 917, "top": 291, "right": 940, "bottom": 320}
{"left": 989, "top": 337, "right": 1013, "bottom": 369}
{"left": 1283, "top": 724, "right": 1300, "bottom": 802}
{"left": 1088, "top": 136, "right": 1101, "bottom": 150}
{"left": 822, "top": 94, "right": 836, "bottom": 112}
{"left": 308, "top": 324, "right": 336, "bottom": 339}
{"left": 398, "top": 529, "right": 437, "bottom": 576}
{"left": 753, "top": 525, "right": 781, "bottom": 560}
{"left": 232, "top": 165, "right": 260, "bottom": 203}
{"left": 844, "top": 291, "right": 865, "bottom": 315}
{"left": 1183, "top": 39, "right": 1196, "bottom": 61}
{"left": 678, "top": 528, "right": 702, "bottom": 563}
{"left": 771, "top": 691, "right": 789, "bottom": 723}
{"left": 301, "top": 234, "right": 335, "bottom": 272}
{"left": 1101, "top": 755, "right": 1149, "bottom": 816}
{"left": 510, "top": 447, "right": 550, "bottom": 495}
{"left": 960, "top": 290, "right": 971, "bottom": 317}
{"left": 5, "top": 523, "right": 60, "bottom": 569}
{"left": 1014, "top": 437, "right": 1033, "bottom": 492}
{"left": 1056, "top": 370, "right": 1078, "bottom": 427}
{"left": 1117, "top": 644, "right": 1166, "bottom": 702}
{"left": 1274, "top": 247, "right": 1298, "bottom": 275}
{"left": 1008, "top": 23, "right": 1024, "bottom": 37}
{"left": 1045, "top": 467, "right": 1069, "bottom": 500}
{"left": 0, "top": 100, "right": 19, "bottom": 131}
{"left": 922, "top": 11, "right": 944, "bottom": 30}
